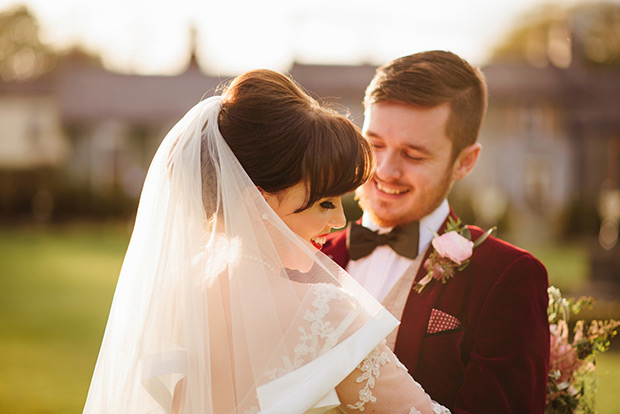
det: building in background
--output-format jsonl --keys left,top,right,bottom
{"left": 1, "top": 4, "right": 619, "bottom": 250}
{"left": 459, "top": 2, "right": 620, "bottom": 245}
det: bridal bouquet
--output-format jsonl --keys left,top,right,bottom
{"left": 546, "top": 286, "right": 619, "bottom": 414}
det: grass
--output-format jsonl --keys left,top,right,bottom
{"left": 596, "top": 352, "right": 620, "bottom": 414}
{"left": 0, "top": 224, "right": 619, "bottom": 413}
{"left": 0, "top": 223, "right": 129, "bottom": 413}
{"left": 522, "top": 242, "right": 591, "bottom": 294}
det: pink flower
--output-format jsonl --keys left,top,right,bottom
{"left": 431, "top": 231, "right": 474, "bottom": 265}
{"left": 549, "top": 322, "right": 582, "bottom": 383}
{"left": 424, "top": 258, "right": 446, "bottom": 280}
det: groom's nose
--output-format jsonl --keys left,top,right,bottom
{"left": 375, "top": 150, "right": 402, "bottom": 181}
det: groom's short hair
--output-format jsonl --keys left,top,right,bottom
{"left": 364, "top": 50, "right": 488, "bottom": 160}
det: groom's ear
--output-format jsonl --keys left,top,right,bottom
{"left": 451, "top": 143, "right": 481, "bottom": 182}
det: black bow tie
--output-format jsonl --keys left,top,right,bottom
{"left": 348, "top": 221, "right": 420, "bottom": 260}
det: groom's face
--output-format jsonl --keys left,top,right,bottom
{"left": 357, "top": 101, "right": 457, "bottom": 227}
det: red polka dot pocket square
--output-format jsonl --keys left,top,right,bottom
{"left": 427, "top": 308, "right": 462, "bottom": 334}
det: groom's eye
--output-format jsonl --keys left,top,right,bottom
{"left": 403, "top": 151, "right": 424, "bottom": 162}
{"left": 319, "top": 201, "right": 336, "bottom": 209}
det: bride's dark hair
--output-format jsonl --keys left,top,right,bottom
{"left": 216, "top": 69, "right": 374, "bottom": 212}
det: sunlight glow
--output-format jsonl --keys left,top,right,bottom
{"left": 0, "top": 0, "right": 613, "bottom": 75}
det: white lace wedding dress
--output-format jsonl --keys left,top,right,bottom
{"left": 143, "top": 279, "right": 449, "bottom": 414}
{"left": 245, "top": 282, "right": 450, "bottom": 414}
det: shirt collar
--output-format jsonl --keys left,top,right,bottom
{"left": 360, "top": 199, "right": 450, "bottom": 257}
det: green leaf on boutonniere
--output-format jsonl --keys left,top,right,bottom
{"left": 446, "top": 217, "right": 461, "bottom": 233}
{"left": 473, "top": 226, "right": 496, "bottom": 248}
{"left": 446, "top": 217, "right": 471, "bottom": 239}
{"left": 461, "top": 226, "right": 471, "bottom": 240}
{"left": 457, "top": 260, "right": 470, "bottom": 272}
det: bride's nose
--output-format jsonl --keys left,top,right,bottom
{"left": 328, "top": 198, "right": 347, "bottom": 230}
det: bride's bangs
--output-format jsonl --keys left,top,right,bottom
{"left": 297, "top": 115, "right": 375, "bottom": 212}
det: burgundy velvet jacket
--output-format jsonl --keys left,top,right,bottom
{"left": 322, "top": 212, "right": 550, "bottom": 413}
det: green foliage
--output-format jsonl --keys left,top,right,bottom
{"left": 491, "top": 1, "right": 620, "bottom": 68}
{"left": 492, "top": 4, "right": 561, "bottom": 64}
{"left": 0, "top": 6, "right": 56, "bottom": 81}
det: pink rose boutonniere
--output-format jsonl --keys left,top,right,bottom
{"left": 414, "top": 217, "right": 494, "bottom": 293}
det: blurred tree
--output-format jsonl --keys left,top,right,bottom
{"left": 0, "top": 6, "right": 56, "bottom": 81}
{"left": 0, "top": 6, "right": 102, "bottom": 82}
{"left": 491, "top": 1, "right": 620, "bottom": 68}
{"left": 574, "top": 2, "right": 620, "bottom": 67}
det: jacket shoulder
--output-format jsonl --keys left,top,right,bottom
{"left": 467, "top": 225, "right": 547, "bottom": 277}
{"left": 469, "top": 225, "right": 537, "bottom": 258}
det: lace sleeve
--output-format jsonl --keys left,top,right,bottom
{"left": 430, "top": 401, "right": 451, "bottom": 414}
{"left": 336, "top": 341, "right": 451, "bottom": 414}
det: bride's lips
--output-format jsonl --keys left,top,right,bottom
{"left": 373, "top": 179, "right": 410, "bottom": 198}
{"left": 311, "top": 234, "right": 329, "bottom": 250}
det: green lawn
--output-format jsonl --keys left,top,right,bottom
{"left": 0, "top": 224, "right": 129, "bottom": 413}
{"left": 524, "top": 242, "right": 591, "bottom": 294}
{"left": 596, "top": 352, "right": 620, "bottom": 414}
{"left": 0, "top": 225, "right": 619, "bottom": 413}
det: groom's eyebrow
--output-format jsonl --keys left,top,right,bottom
{"left": 402, "top": 143, "right": 431, "bottom": 155}
{"left": 365, "top": 131, "right": 432, "bottom": 155}
{"left": 364, "top": 130, "right": 381, "bottom": 139}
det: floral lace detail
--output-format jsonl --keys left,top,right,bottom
{"left": 346, "top": 346, "right": 390, "bottom": 411}
{"left": 431, "top": 401, "right": 451, "bottom": 413}
{"left": 265, "top": 283, "right": 347, "bottom": 380}
{"left": 407, "top": 401, "right": 450, "bottom": 414}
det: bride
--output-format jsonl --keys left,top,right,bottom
{"left": 83, "top": 69, "right": 448, "bottom": 414}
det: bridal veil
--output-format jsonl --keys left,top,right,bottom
{"left": 83, "top": 95, "right": 398, "bottom": 414}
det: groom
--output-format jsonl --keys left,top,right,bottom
{"left": 323, "top": 51, "right": 550, "bottom": 413}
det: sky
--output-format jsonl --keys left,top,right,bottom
{"left": 0, "top": 0, "right": 607, "bottom": 76}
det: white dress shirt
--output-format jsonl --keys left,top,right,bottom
{"left": 346, "top": 199, "right": 450, "bottom": 302}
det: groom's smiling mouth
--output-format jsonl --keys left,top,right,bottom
{"left": 375, "top": 180, "right": 410, "bottom": 196}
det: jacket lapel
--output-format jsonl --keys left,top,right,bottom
{"left": 393, "top": 210, "right": 458, "bottom": 372}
